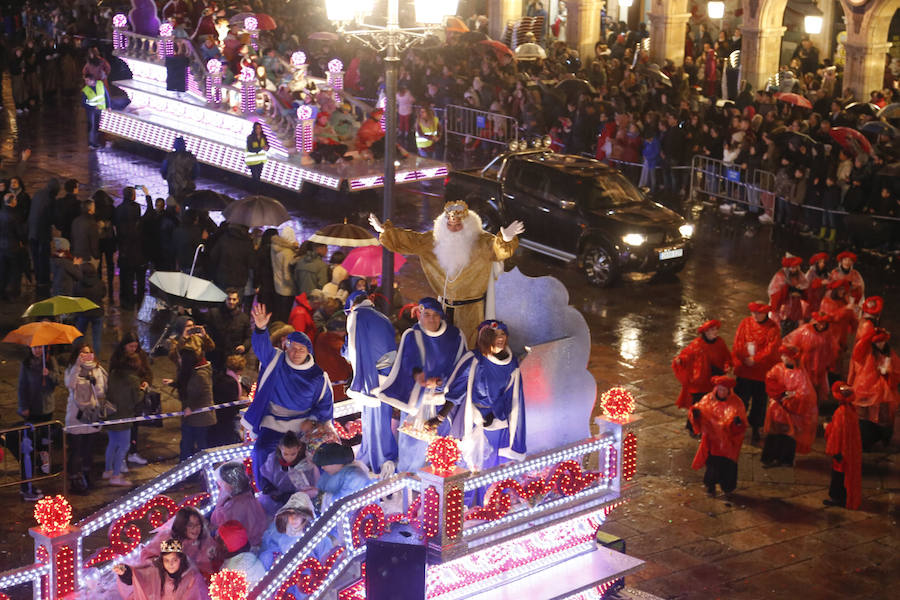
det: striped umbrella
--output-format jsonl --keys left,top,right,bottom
{"left": 308, "top": 220, "right": 379, "bottom": 247}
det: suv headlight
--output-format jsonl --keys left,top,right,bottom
{"left": 679, "top": 224, "right": 695, "bottom": 238}
{"left": 622, "top": 233, "right": 646, "bottom": 246}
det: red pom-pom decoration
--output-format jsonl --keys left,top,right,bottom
{"left": 209, "top": 569, "right": 249, "bottom": 600}
{"left": 34, "top": 495, "right": 72, "bottom": 534}
{"left": 426, "top": 436, "right": 461, "bottom": 475}
{"left": 600, "top": 387, "right": 636, "bottom": 422}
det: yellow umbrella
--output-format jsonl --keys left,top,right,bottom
{"left": 3, "top": 322, "right": 84, "bottom": 347}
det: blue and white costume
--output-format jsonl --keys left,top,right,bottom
{"left": 343, "top": 291, "right": 399, "bottom": 474}
{"left": 445, "top": 323, "right": 526, "bottom": 472}
{"left": 377, "top": 299, "right": 467, "bottom": 473}
{"left": 243, "top": 330, "right": 333, "bottom": 486}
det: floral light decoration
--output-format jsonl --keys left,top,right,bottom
{"left": 206, "top": 59, "right": 222, "bottom": 74}
{"left": 112, "top": 14, "right": 127, "bottom": 28}
{"left": 159, "top": 23, "right": 173, "bottom": 37}
{"left": 599, "top": 387, "right": 636, "bottom": 422}
{"left": 209, "top": 569, "right": 249, "bottom": 600}
{"left": 426, "top": 436, "right": 461, "bottom": 475}
{"left": 244, "top": 16, "right": 258, "bottom": 31}
{"left": 34, "top": 495, "right": 73, "bottom": 534}
{"left": 328, "top": 58, "right": 344, "bottom": 73}
{"left": 291, "top": 51, "right": 307, "bottom": 67}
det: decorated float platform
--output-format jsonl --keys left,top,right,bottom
{"left": 99, "top": 27, "right": 448, "bottom": 193}
{"left": 0, "top": 271, "right": 648, "bottom": 599}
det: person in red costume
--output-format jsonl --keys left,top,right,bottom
{"left": 732, "top": 302, "right": 781, "bottom": 443}
{"left": 768, "top": 255, "right": 808, "bottom": 336}
{"left": 848, "top": 296, "right": 883, "bottom": 382}
{"left": 829, "top": 251, "right": 864, "bottom": 306}
{"left": 824, "top": 381, "right": 862, "bottom": 509}
{"left": 850, "top": 328, "right": 900, "bottom": 451}
{"left": 761, "top": 344, "right": 818, "bottom": 468}
{"left": 803, "top": 252, "right": 830, "bottom": 319}
{"left": 819, "top": 279, "right": 858, "bottom": 370}
{"left": 356, "top": 108, "right": 386, "bottom": 158}
{"left": 672, "top": 319, "right": 732, "bottom": 432}
{"left": 784, "top": 311, "right": 838, "bottom": 404}
{"left": 690, "top": 376, "right": 747, "bottom": 496}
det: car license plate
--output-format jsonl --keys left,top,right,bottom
{"left": 659, "top": 248, "right": 684, "bottom": 260}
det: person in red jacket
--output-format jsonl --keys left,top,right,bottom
{"left": 673, "top": 319, "right": 732, "bottom": 431}
{"left": 851, "top": 328, "right": 900, "bottom": 450}
{"left": 829, "top": 251, "right": 864, "bottom": 305}
{"left": 819, "top": 279, "right": 858, "bottom": 370}
{"left": 784, "top": 312, "right": 838, "bottom": 404}
{"left": 762, "top": 344, "right": 818, "bottom": 468}
{"left": 732, "top": 301, "right": 781, "bottom": 442}
{"left": 803, "top": 252, "right": 830, "bottom": 319}
{"left": 824, "top": 381, "right": 862, "bottom": 509}
{"left": 356, "top": 108, "right": 386, "bottom": 158}
{"left": 690, "top": 376, "right": 748, "bottom": 497}
{"left": 289, "top": 291, "right": 322, "bottom": 344}
{"left": 849, "top": 296, "right": 883, "bottom": 382}
{"left": 768, "top": 255, "right": 808, "bottom": 336}
{"left": 313, "top": 319, "right": 352, "bottom": 402}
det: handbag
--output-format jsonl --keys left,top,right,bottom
{"left": 138, "top": 389, "right": 163, "bottom": 427}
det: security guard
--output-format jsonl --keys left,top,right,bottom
{"left": 245, "top": 121, "right": 269, "bottom": 182}
{"left": 82, "top": 76, "right": 109, "bottom": 149}
{"left": 415, "top": 106, "right": 441, "bottom": 158}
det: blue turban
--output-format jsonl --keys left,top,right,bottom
{"left": 286, "top": 331, "right": 313, "bottom": 354}
{"left": 478, "top": 320, "right": 509, "bottom": 334}
{"left": 418, "top": 297, "right": 444, "bottom": 317}
{"left": 173, "top": 136, "right": 186, "bottom": 151}
{"left": 344, "top": 290, "right": 368, "bottom": 313}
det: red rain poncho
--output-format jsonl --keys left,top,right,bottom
{"left": 768, "top": 268, "right": 808, "bottom": 323}
{"left": 803, "top": 266, "right": 828, "bottom": 318}
{"left": 764, "top": 363, "right": 818, "bottom": 454}
{"left": 848, "top": 318, "right": 876, "bottom": 383}
{"left": 828, "top": 266, "right": 864, "bottom": 304}
{"left": 819, "top": 294, "right": 858, "bottom": 355}
{"left": 672, "top": 336, "right": 732, "bottom": 409}
{"left": 784, "top": 323, "right": 838, "bottom": 391}
{"left": 825, "top": 391, "right": 862, "bottom": 510}
{"left": 851, "top": 336, "right": 900, "bottom": 426}
{"left": 690, "top": 390, "right": 748, "bottom": 469}
{"left": 732, "top": 316, "right": 781, "bottom": 382}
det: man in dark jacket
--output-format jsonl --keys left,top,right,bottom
{"left": 173, "top": 209, "right": 205, "bottom": 274}
{"left": 292, "top": 242, "right": 328, "bottom": 296}
{"left": 660, "top": 113, "right": 686, "bottom": 195}
{"left": 205, "top": 289, "right": 251, "bottom": 371}
{"left": 0, "top": 192, "right": 26, "bottom": 300}
{"left": 114, "top": 186, "right": 148, "bottom": 310}
{"left": 28, "top": 178, "right": 59, "bottom": 297}
{"left": 208, "top": 222, "right": 254, "bottom": 291}
{"left": 141, "top": 197, "right": 164, "bottom": 271}
{"left": 71, "top": 199, "right": 100, "bottom": 264}
{"left": 157, "top": 203, "right": 180, "bottom": 271}
{"left": 160, "top": 136, "right": 197, "bottom": 208}
{"left": 53, "top": 179, "right": 81, "bottom": 242}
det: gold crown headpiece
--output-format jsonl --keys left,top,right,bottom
{"left": 160, "top": 539, "right": 183, "bottom": 553}
{"left": 443, "top": 201, "right": 469, "bottom": 220}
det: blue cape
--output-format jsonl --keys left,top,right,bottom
{"left": 344, "top": 303, "right": 397, "bottom": 400}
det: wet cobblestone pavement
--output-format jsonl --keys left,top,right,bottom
{"left": 0, "top": 86, "right": 897, "bottom": 599}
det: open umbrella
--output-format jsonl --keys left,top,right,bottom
{"left": 223, "top": 195, "right": 290, "bottom": 228}
{"left": 252, "top": 14, "right": 277, "bottom": 31}
{"left": 515, "top": 42, "right": 546, "bottom": 60}
{"left": 829, "top": 126, "right": 873, "bottom": 155}
{"left": 555, "top": 79, "right": 596, "bottom": 99}
{"left": 775, "top": 92, "right": 812, "bottom": 109}
{"left": 23, "top": 296, "right": 100, "bottom": 318}
{"left": 228, "top": 12, "right": 255, "bottom": 27}
{"left": 640, "top": 63, "right": 672, "bottom": 87}
{"left": 844, "top": 102, "right": 879, "bottom": 116}
{"left": 184, "top": 189, "right": 229, "bottom": 212}
{"left": 342, "top": 246, "right": 407, "bottom": 277}
{"left": 3, "top": 322, "right": 83, "bottom": 347}
{"left": 308, "top": 220, "right": 379, "bottom": 247}
{"left": 445, "top": 17, "right": 469, "bottom": 33}
{"left": 149, "top": 271, "right": 227, "bottom": 305}
{"left": 877, "top": 103, "right": 900, "bottom": 126}
{"left": 308, "top": 31, "right": 339, "bottom": 41}
{"left": 860, "top": 120, "right": 898, "bottom": 139}
{"left": 478, "top": 39, "right": 514, "bottom": 60}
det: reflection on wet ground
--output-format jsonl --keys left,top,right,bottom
{"left": 0, "top": 90, "right": 897, "bottom": 599}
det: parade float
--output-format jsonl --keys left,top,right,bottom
{"left": 0, "top": 269, "right": 644, "bottom": 599}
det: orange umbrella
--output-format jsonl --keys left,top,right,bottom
{"left": 478, "top": 39, "right": 514, "bottom": 59}
{"left": 775, "top": 92, "right": 812, "bottom": 109}
{"left": 3, "top": 321, "right": 83, "bottom": 347}
{"left": 446, "top": 17, "right": 469, "bottom": 33}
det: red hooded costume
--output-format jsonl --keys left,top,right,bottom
{"left": 768, "top": 258, "right": 808, "bottom": 323}
{"left": 690, "top": 377, "right": 748, "bottom": 469}
{"left": 672, "top": 320, "right": 732, "bottom": 408}
{"left": 784, "top": 317, "right": 838, "bottom": 395}
{"left": 825, "top": 382, "right": 861, "bottom": 510}
{"left": 803, "top": 253, "right": 830, "bottom": 318}
{"left": 851, "top": 329, "right": 900, "bottom": 426}
{"left": 289, "top": 293, "right": 318, "bottom": 344}
{"left": 764, "top": 358, "right": 818, "bottom": 454}
{"left": 829, "top": 252, "right": 864, "bottom": 304}
{"left": 819, "top": 280, "right": 859, "bottom": 362}
{"left": 732, "top": 303, "right": 781, "bottom": 382}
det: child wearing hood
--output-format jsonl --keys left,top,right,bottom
{"left": 259, "top": 491, "right": 330, "bottom": 569}
{"left": 258, "top": 431, "right": 317, "bottom": 516}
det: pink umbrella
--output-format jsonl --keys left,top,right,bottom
{"left": 342, "top": 246, "right": 407, "bottom": 277}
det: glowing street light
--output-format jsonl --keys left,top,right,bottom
{"left": 707, "top": 1, "right": 725, "bottom": 19}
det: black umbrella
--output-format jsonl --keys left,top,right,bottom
{"left": 184, "top": 189, "right": 229, "bottom": 212}
{"left": 640, "top": 63, "right": 673, "bottom": 87}
{"left": 860, "top": 120, "right": 898, "bottom": 139}
{"left": 877, "top": 103, "right": 900, "bottom": 126}
{"left": 555, "top": 78, "right": 596, "bottom": 100}
{"left": 223, "top": 195, "right": 290, "bottom": 228}
{"left": 844, "top": 102, "right": 879, "bottom": 116}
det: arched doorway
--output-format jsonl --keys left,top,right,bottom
{"left": 840, "top": 0, "right": 895, "bottom": 99}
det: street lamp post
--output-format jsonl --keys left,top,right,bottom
{"left": 324, "top": 0, "right": 457, "bottom": 302}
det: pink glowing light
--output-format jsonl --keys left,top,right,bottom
{"left": 207, "top": 59, "right": 222, "bottom": 74}
{"left": 240, "top": 65, "right": 256, "bottom": 82}
{"left": 159, "top": 23, "right": 173, "bottom": 37}
{"left": 244, "top": 16, "right": 258, "bottom": 31}
{"left": 328, "top": 58, "right": 344, "bottom": 73}
{"left": 113, "top": 14, "right": 127, "bottom": 28}
{"left": 291, "top": 51, "right": 307, "bottom": 67}
{"left": 296, "top": 105, "right": 314, "bottom": 120}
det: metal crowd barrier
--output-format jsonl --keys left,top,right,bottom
{"left": 444, "top": 104, "right": 519, "bottom": 168}
{"left": 1, "top": 420, "right": 67, "bottom": 496}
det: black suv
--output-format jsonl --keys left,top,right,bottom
{"left": 444, "top": 149, "right": 693, "bottom": 286}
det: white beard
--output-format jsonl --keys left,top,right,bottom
{"left": 433, "top": 212, "right": 482, "bottom": 279}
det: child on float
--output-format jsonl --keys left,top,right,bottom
{"left": 257, "top": 431, "right": 317, "bottom": 516}
{"left": 114, "top": 538, "right": 208, "bottom": 600}
{"left": 209, "top": 462, "right": 267, "bottom": 547}
{"left": 259, "top": 491, "right": 331, "bottom": 569}
{"left": 212, "top": 520, "right": 266, "bottom": 588}
{"left": 140, "top": 506, "right": 216, "bottom": 577}
{"left": 312, "top": 442, "right": 371, "bottom": 512}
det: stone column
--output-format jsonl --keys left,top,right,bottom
{"left": 843, "top": 41, "right": 892, "bottom": 101}
{"left": 739, "top": 24, "right": 786, "bottom": 91}
{"left": 487, "top": 0, "right": 523, "bottom": 44}
{"left": 647, "top": 10, "right": 691, "bottom": 66}
{"left": 568, "top": 0, "right": 603, "bottom": 63}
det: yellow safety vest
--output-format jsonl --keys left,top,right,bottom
{"left": 416, "top": 115, "right": 440, "bottom": 149}
{"left": 246, "top": 138, "right": 268, "bottom": 166}
{"left": 82, "top": 81, "right": 107, "bottom": 110}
